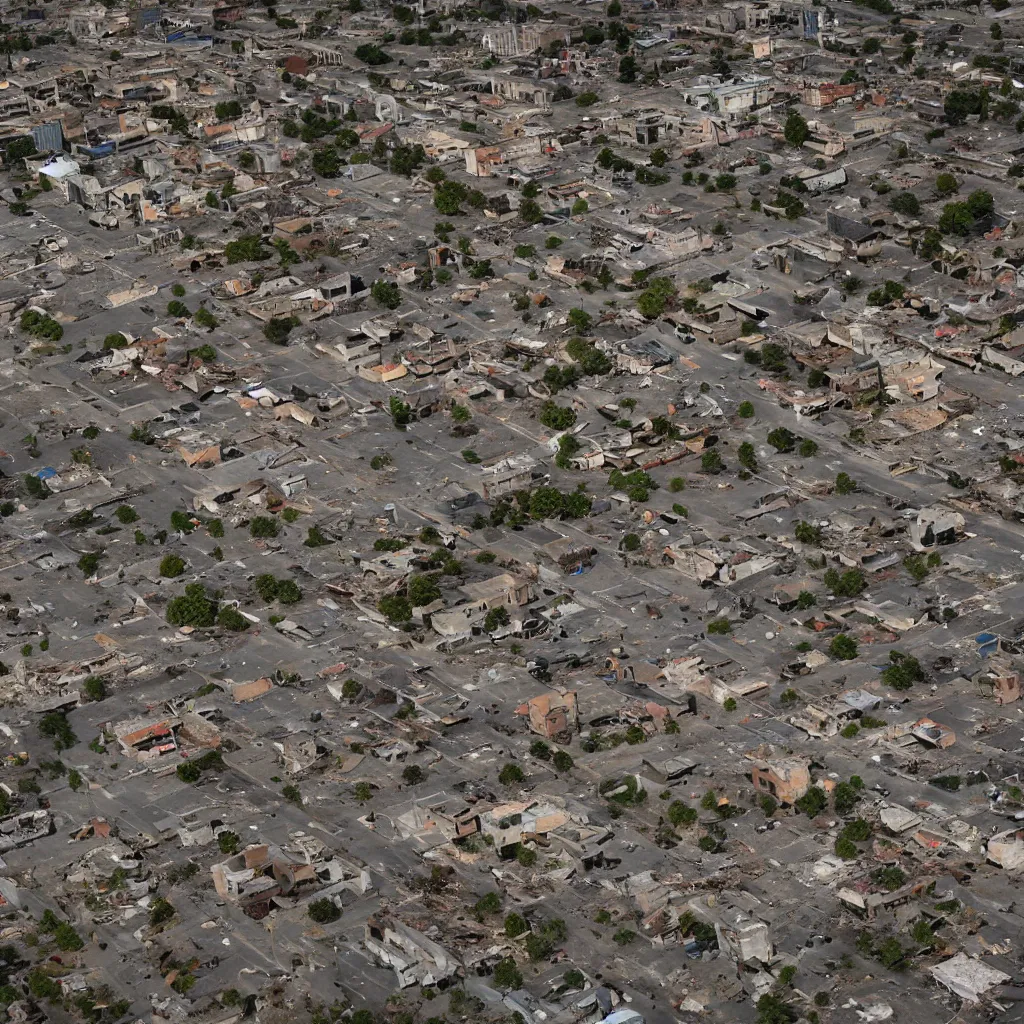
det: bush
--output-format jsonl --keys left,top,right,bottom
{"left": 218, "top": 831, "right": 240, "bottom": 854}
{"left": 890, "top": 191, "right": 920, "bottom": 216}
{"left": 505, "top": 912, "right": 528, "bottom": 937}
{"left": 795, "top": 787, "right": 827, "bottom": 818}
{"left": 305, "top": 526, "right": 331, "bottom": 548}
{"left": 707, "top": 618, "right": 731, "bottom": 635}
{"left": 379, "top": 595, "right": 411, "bottom": 622}
{"left": 166, "top": 583, "right": 217, "bottom": 628}
{"left": 701, "top": 449, "right": 723, "bottom": 474}
{"left": 767, "top": 427, "right": 796, "bottom": 452}
{"left": 824, "top": 567, "right": 866, "bottom": 597}
{"left": 149, "top": 897, "right": 175, "bottom": 926}
{"left": 842, "top": 818, "right": 871, "bottom": 842}
{"left": 249, "top": 515, "right": 279, "bottom": 538}
{"left": 39, "top": 712, "right": 76, "bottom": 750}
{"left": 539, "top": 401, "right": 576, "bottom": 430}
{"left": 23, "top": 473, "right": 50, "bottom": 500}
{"left": 552, "top": 750, "right": 574, "bottom": 772}
{"left": 402, "top": 764, "right": 426, "bottom": 785}
{"left": 78, "top": 552, "right": 102, "bottom": 577}
{"left": 114, "top": 504, "right": 139, "bottom": 524}
{"left": 177, "top": 761, "right": 202, "bottom": 783}
{"left": 829, "top": 634, "right": 858, "bottom": 660}
{"left": 408, "top": 573, "right": 442, "bottom": 606}
{"left": 881, "top": 651, "right": 924, "bottom": 690}
{"left": 217, "top": 606, "right": 248, "bottom": 631}
{"left": 160, "top": 554, "right": 186, "bottom": 578}
{"left": 873, "top": 866, "right": 906, "bottom": 892}
{"left": 493, "top": 957, "right": 523, "bottom": 990}
{"left": 308, "top": 897, "right": 341, "bottom": 924}
{"left": 737, "top": 401, "right": 755, "bottom": 418}
{"left": 668, "top": 801, "right": 697, "bottom": 827}
{"left": 499, "top": 763, "right": 525, "bottom": 786}
{"left": 835, "top": 472, "right": 857, "bottom": 495}
{"left": 82, "top": 676, "right": 106, "bottom": 701}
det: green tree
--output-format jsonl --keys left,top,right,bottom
{"left": 493, "top": 957, "right": 523, "bottom": 990}
{"left": 784, "top": 110, "right": 809, "bottom": 148}
{"left": 371, "top": 279, "right": 401, "bottom": 309}
{"left": 701, "top": 449, "right": 723, "bottom": 474}
{"left": 159, "top": 554, "right": 186, "bottom": 578}
{"left": 498, "top": 762, "right": 525, "bottom": 785}
{"left": 829, "top": 634, "right": 858, "bottom": 660}
{"left": 249, "top": 515, "right": 280, "bottom": 538}
{"left": 434, "top": 179, "right": 468, "bottom": 214}
{"left": 82, "top": 676, "right": 106, "bottom": 701}
{"left": 40, "top": 712, "right": 77, "bottom": 751}
{"left": 889, "top": 191, "right": 920, "bottom": 216}
{"left": 166, "top": 583, "right": 217, "bottom": 628}
{"left": 308, "top": 897, "right": 341, "bottom": 923}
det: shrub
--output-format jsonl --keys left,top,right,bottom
{"left": 824, "top": 567, "right": 866, "bottom": 597}
{"left": 149, "top": 897, "right": 175, "bottom": 926}
{"left": 160, "top": 554, "right": 186, "bottom": 578}
{"left": 23, "top": 473, "right": 50, "bottom": 500}
{"left": 217, "top": 606, "right": 248, "bottom": 631}
{"left": 78, "top": 552, "right": 102, "bottom": 577}
{"left": 829, "top": 634, "right": 858, "bottom": 660}
{"left": 177, "top": 761, "right": 202, "bottom": 783}
{"left": 539, "top": 401, "right": 576, "bottom": 430}
{"left": 833, "top": 781, "right": 860, "bottom": 813}
{"left": 493, "top": 957, "right": 523, "bottom": 990}
{"left": 308, "top": 897, "right": 341, "bottom": 924}
{"left": 305, "top": 526, "right": 331, "bottom": 548}
{"left": 834, "top": 472, "right": 857, "bottom": 495}
{"left": 505, "top": 912, "right": 528, "bottom": 937}
{"left": 379, "top": 595, "right": 411, "bottom": 622}
{"left": 553, "top": 750, "right": 574, "bottom": 772}
{"left": 767, "top": 427, "right": 796, "bottom": 452}
{"left": 170, "top": 510, "right": 194, "bottom": 533}
{"left": 166, "top": 583, "right": 217, "bottom": 627}
{"left": 701, "top": 449, "right": 723, "bottom": 474}
{"left": 249, "top": 515, "right": 279, "bottom": 538}
{"left": 114, "top": 504, "right": 138, "bottom": 524}
{"left": 499, "top": 763, "right": 525, "bottom": 786}
{"left": 842, "top": 818, "right": 871, "bottom": 842}
{"left": 668, "top": 801, "right": 697, "bottom": 827}
{"left": 873, "top": 866, "right": 906, "bottom": 892}
{"left": 707, "top": 618, "right": 731, "bottom": 635}
{"left": 402, "top": 764, "right": 426, "bottom": 784}
{"left": 218, "top": 831, "right": 241, "bottom": 855}
{"left": 82, "top": 676, "right": 106, "bottom": 701}
{"left": 737, "top": 401, "right": 755, "bottom": 418}
{"left": 795, "top": 787, "right": 827, "bottom": 818}
{"left": 408, "top": 573, "right": 442, "bottom": 606}
{"left": 881, "top": 651, "right": 924, "bottom": 690}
